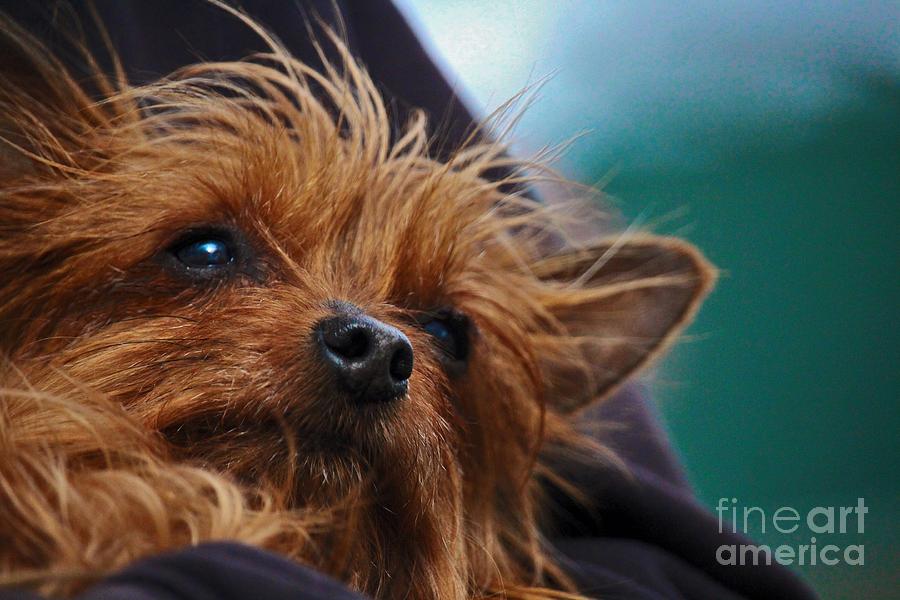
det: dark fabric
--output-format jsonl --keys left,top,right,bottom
{"left": 553, "top": 539, "right": 746, "bottom": 600}
{"left": 588, "top": 383, "right": 693, "bottom": 491}
{"left": 0, "top": 543, "right": 365, "bottom": 600}
{"left": 0, "top": 2, "right": 818, "bottom": 598}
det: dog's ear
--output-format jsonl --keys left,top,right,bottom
{"left": 535, "top": 235, "right": 715, "bottom": 413}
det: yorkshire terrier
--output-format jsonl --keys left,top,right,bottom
{"left": 0, "top": 9, "right": 714, "bottom": 600}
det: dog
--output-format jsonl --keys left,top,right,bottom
{"left": 0, "top": 8, "right": 714, "bottom": 599}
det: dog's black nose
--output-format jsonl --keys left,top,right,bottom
{"left": 316, "top": 311, "right": 413, "bottom": 403}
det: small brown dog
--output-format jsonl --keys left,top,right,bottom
{"left": 0, "top": 9, "right": 714, "bottom": 600}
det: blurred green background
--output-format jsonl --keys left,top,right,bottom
{"left": 596, "top": 79, "right": 899, "bottom": 599}
{"left": 400, "top": 2, "right": 899, "bottom": 597}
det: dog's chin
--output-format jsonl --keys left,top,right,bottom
{"left": 161, "top": 398, "right": 447, "bottom": 499}
{"left": 161, "top": 390, "right": 403, "bottom": 448}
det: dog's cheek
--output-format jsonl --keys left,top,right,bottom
{"left": 452, "top": 326, "right": 546, "bottom": 473}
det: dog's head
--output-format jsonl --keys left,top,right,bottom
{"left": 0, "top": 16, "right": 713, "bottom": 599}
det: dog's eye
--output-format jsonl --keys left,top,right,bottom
{"left": 173, "top": 238, "right": 233, "bottom": 269}
{"left": 420, "top": 309, "right": 469, "bottom": 364}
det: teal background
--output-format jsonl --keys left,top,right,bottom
{"left": 591, "top": 77, "right": 899, "bottom": 599}
{"left": 399, "top": 2, "right": 899, "bottom": 597}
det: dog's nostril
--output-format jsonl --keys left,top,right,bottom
{"left": 316, "top": 310, "right": 414, "bottom": 403}
{"left": 322, "top": 324, "right": 370, "bottom": 359}
{"left": 389, "top": 344, "right": 414, "bottom": 381}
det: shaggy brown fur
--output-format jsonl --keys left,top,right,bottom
{"left": 0, "top": 7, "right": 714, "bottom": 600}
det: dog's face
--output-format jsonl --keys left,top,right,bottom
{"left": 0, "top": 23, "right": 713, "bottom": 599}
